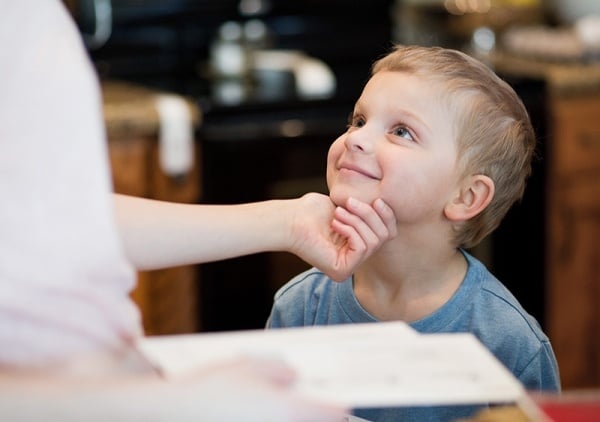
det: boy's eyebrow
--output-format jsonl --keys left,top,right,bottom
{"left": 392, "top": 107, "right": 432, "bottom": 136}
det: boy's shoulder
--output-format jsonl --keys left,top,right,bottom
{"left": 461, "top": 252, "right": 552, "bottom": 353}
{"left": 471, "top": 265, "right": 559, "bottom": 390}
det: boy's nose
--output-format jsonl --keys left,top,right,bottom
{"left": 344, "top": 127, "right": 373, "bottom": 153}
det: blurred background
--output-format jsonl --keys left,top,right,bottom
{"left": 64, "top": 0, "right": 599, "bottom": 390}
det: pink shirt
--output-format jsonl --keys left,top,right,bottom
{"left": 0, "top": 0, "right": 142, "bottom": 369}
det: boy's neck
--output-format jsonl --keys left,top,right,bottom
{"left": 352, "top": 248, "right": 467, "bottom": 322}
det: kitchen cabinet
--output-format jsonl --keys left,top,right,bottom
{"left": 491, "top": 53, "right": 600, "bottom": 389}
{"left": 546, "top": 93, "right": 600, "bottom": 389}
{"left": 102, "top": 81, "right": 202, "bottom": 336}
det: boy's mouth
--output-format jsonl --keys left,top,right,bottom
{"left": 337, "top": 162, "right": 379, "bottom": 180}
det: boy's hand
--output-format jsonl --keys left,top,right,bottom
{"left": 290, "top": 193, "right": 397, "bottom": 281}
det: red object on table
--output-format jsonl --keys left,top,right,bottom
{"left": 534, "top": 390, "right": 600, "bottom": 422}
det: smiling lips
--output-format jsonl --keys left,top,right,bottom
{"left": 337, "top": 162, "right": 380, "bottom": 180}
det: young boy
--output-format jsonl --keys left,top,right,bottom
{"left": 267, "top": 45, "right": 561, "bottom": 421}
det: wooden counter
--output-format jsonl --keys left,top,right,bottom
{"left": 102, "top": 80, "right": 202, "bottom": 336}
{"left": 490, "top": 51, "right": 600, "bottom": 96}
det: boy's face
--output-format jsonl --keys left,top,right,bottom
{"left": 327, "top": 71, "right": 461, "bottom": 225}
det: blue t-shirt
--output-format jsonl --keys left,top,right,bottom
{"left": 267, "top": 251, "right": 560, "bottom": 422}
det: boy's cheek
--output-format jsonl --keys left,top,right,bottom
{"left": 326, "top": 138, "right": 344, "bottom": 170}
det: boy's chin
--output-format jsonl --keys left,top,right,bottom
{"left": 329, "top": 190, "right": 374, "bottom": 208}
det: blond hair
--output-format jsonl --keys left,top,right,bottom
{"left": 372, "top": 45, "right": 536, "bottom": 248}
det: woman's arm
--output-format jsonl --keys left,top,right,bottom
{"left": 113, "top": 192, "right": 396, "bottom": 281}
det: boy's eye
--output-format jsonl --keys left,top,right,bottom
{"left": 347, "top": 113, "right": 365, "bottom": 129}
{"left": 393, "top": 126, "right": 414, "bottom": 141}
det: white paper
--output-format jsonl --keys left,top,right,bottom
{"left": 138, "top": 322, "right": 525, "bottom": 408}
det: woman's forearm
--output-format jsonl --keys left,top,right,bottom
{"left": 113, "top": 192, "right": 396, "bottom": 280}
{"left": 113, "top": 194, "right": 293, "bottom": 270}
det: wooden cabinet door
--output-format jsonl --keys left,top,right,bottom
{"left": 108, "top": 136, "right": 201, "bottom": 335}
{"left": 547, "top": 94, "right": 600, "bottom": 389}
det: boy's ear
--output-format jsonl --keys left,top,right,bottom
{"left": 444, "top": 175, "right": 495, "bottom": 222}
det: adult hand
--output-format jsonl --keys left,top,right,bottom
{"left": 289, "top": 193, "right": 397, "bottom": 281}
{"left": 179, "top": 357, "right": 348, "bottom": 422}
{"left": 0, "top": 357, "right": 347, "bottom": 422}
